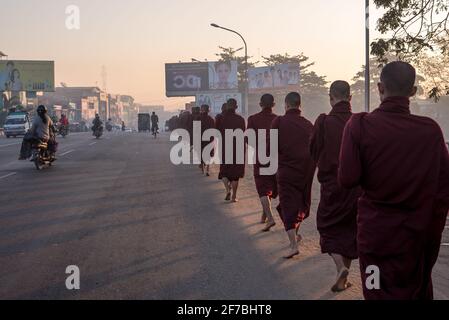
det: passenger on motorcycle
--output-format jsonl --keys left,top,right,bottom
{"left": 92, "top": 114, "right": 103, "bottom": 132}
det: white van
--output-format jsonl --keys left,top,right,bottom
{"left": 3, "top": 112, "right": 32, "bottom": 138}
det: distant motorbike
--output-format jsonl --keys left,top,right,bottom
{"left": 93, "top": 126, "right": 103, "bottom": 139}
{"left": 106, "top": 123, "right": 113, "bottom": 132}
{"left": 58, "top": 124, "right": 69, "bottom": 138}
{"left": 31, "top": 140, "right": 56, "bottom": 170}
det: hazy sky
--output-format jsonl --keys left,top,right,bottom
{"left": 1, "top": 0, "right": 383, "bottom": 110}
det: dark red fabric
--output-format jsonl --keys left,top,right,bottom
{"left": 339, "top": 96, "right": 449, "bottom": 300}
{"left": 216, "top": 110, "right": 246, "bottom": 181}
{"left": 200, "top": 113, "right": 215, "bottom": 160}
{"left": 248, "top": 108, "right": 278, "bottom": 199}
{"left": 272, "top": 108, "right": 316, "bottom": 231}
{"left": 310, "top": 101, "right": 361, "bottom": 259}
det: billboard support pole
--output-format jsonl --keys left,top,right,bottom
{"left": 365, "top": 0, "right": 370, "bottom": 113}
{"left": 211, "top": 23, "right": 249, "bottom": 117}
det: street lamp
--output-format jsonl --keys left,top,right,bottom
{"left": 365, "top": 0, "right": 370, "bottom": 112}
{"left": 210, "top": 23, "right": 249, "bottom": 116}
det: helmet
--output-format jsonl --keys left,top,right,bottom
{"left": 37, "top": 105, "right": 47, "bottom": 114}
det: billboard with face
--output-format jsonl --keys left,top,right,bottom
{"left": 208, "top": 61, "right": 238, "bottom": 90}
{"left": 0, "top": 60, "right": 55, "bottom": 92}
{"left": 196, "top": 92, "right": 242, "bottom": 115}
{"left": 166, "top": 61, "right": 238, "bottom": 97}
{"left": 248, "top": 63, "right": 300, "bottom": 92}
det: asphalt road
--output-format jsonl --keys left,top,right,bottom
{"left": 0, "top": 131, "right": 447, "bottom": 300}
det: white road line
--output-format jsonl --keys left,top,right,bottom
{"left": 0, "top": 172, "right": 17, "bottom": 180}
{"left": 0, "top": 142, "right": 21, "bottom": 148}
{"left": 89, "top": 142, "right": 97, "bottom": 146}
{"left": 60, "top": 150, "right": 75, "bottom": 156}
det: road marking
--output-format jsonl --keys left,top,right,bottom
{"left": 89, "top": 142, "right": 97, "bottom": 146}
{"left": 0, "top": 172, "right": 17, "bottom": 180}
{"left": 0, "top": 142, "right": 21, "bottom": 148}
{"left": 60, "top": 150, "right": 75, "bottom": 156}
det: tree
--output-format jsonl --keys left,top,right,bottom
{"left": 416, "top": 49, "right": 449, "bottom": 101}
{"left": 371, "top": 0, "right": 449, "bottom": 99}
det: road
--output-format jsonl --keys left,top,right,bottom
{"left": 0, "top": 131, "right": 447, "bottom": 300}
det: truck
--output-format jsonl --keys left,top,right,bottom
{"left": 138, "top": 113, "right": 151, "bottom": 132}
{"left": 3, "top": 111, "right": 32, "bottom": 138}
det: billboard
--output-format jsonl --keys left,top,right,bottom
{"left": 208, "top": 61, "right": 238, "bottom": 90}
{"left": 166, "top": 61, "right": 238, "bottom": 97}
{"left": 196, "top": 92, "right": 242, "bottom": 115}
{"left": 0, "top": 60, "right": 55, "bottom": 92}
{"left": 248, "top": 63, "right": 300, "bottom": 92}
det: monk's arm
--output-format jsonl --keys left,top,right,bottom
{"left": 310, "top": 114, "right": 326, "bottom": 163}
{"left": 436, "top": 137, "right": 449, "bottom": 216}
{"left": 338, "top": 118, "right": 362, "bottom": 188}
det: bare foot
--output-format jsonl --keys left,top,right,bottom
{"left": 331, "top": 268, "right": 350, "bottom": 293}
{"left": 262, "top": 221, "right": 276, "bottom": 232}
{"left": 225, "top": 192, "right": 231, "bottom": 201}
{"left": 283, "top": 248, "right": 299, "bottom": 259}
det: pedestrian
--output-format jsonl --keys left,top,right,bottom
{"left": 272, "top": 92, "right": 316, "bottom": 259}
{"left": 339, "top": 61, "right": 449, "bottom": 300}
{"left": 310, "top": 81, "right": 361, "bottom": 292}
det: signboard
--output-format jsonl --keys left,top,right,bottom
{"left": 0, "top": 60, "right": 55, "bottom": 92}
{"left": 248, "top": 63, "right": 300, "bottom": 92}
{"left": 166, "top": 61, "right": 238, "bottom": 97}
{"left": 196, "top": 92, "right": 242, "bottom": 115}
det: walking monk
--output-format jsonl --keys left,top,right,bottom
{"left": 310, "top": 81, "right": 361, "bottom": 292}
{"left": 199, "top": 104, "right": 215, "bottom": 176}
{"left": 272, "top": 92, "right": 316, "bottom": 259}
{"left": 339, "top": 61, "right": 449, "bottom": 300}
{"left": 216, "top": 99, "right": 246, "bottom": 202}
{"left": 247, "top": 94, "right": 278, "bottom": 232}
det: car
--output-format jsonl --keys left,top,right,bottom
{"left": 3, "top": 112, "right": 31, "bottom": 138}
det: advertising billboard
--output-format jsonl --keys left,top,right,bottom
{"left": 196, "top": 92, "right": 242, "bottom": 115}
{"left": 0, "top": 60, "right": 55, "bottom": 92}
{"left": 166, "top": 61, "right": 238, "bottom": 97}
{"left": 248, "top": 63, "right": 300, "bottom": 92}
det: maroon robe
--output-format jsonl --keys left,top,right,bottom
{"left": 216, "top": 110, "right": 246, "bottom": 181}
{"left": 339, "top": 96, "right": 449, "bottom": 300}
{"left": 200, "top": 113, "right": 215, "bottom": 161}
{"left": 310, "top": 101, "right": 361, "bottom": 259}
{"left": 247, "top": 108, "right": 278, "bottom": 199}
{"left": 272, "top": 108, "right": 316, "bottom": 231}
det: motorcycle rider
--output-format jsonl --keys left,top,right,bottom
{"left": 19, "top": 105, "right": 57, "bottom": 160}
{"left": 151, "top": 112, "right": 159, "bottom": 135}
{"left": 121, "top": 121, "right": 126, "bottom": 132}
{"left": 92, "top": 114, "right": 103, "bottom": 134}
{"left": 59, "top": 114, "right": 69, "bottom": 135}
{"left": 106, "top": 118, "right": 113, "bottom": 131}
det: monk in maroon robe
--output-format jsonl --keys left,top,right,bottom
{"left": 310, "top": 81, "right": 361, "bottom": 292}
{"left": 215, "top": 103, "right": 227, "bottom": 123}
{"left": 247, "top": 94, "right": 278, "bottom": 232}
{"left": 339, "top": 61, "right": 449, "bottom": 300}
{"left": 216, "top": 98, "right": 246, "bottom": 202}
{"left": 272, "top": 92, "right": 316, "bottom": 259}
{"left": 199, "top": 104, "right": 215, "bottom": 177}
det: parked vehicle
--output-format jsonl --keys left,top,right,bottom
{"left": 3, "top": 112, "right": 31, "bottom": 138}
{"left": 138, "top": 114, "right": 151, "bottom": 132}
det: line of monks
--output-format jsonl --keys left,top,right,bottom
{"left": 178, "top": 61, "right": 449, "bottom": 300}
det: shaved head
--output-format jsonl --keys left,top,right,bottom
{"left": 285, "top": 92, "right": 301, "bottom": 109}
{"left": 330, "top": 81, "right": 351, "bottom": 100}
{"left": 380, "top": 61, "right": 416, "bottom": 97}
{"left": 227, "top": 98, "right": 238, "bottom": 110}
{"left": 260, "top": 94, "right": 275, "bottom": 108}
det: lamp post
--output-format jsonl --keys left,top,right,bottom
{"left": 210, "top": 23, "right": 248, "bottom": 117}
{"left": 365, "top": 0, "right": 370, "bottom": 112}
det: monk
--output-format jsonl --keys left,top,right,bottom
{"left": 216, "top": 98, "right": 246, "bottom": 202}
{"left": 339, "top": 61, "right": 449, "bottom": 300}
{"left": 215, "top": 103, "right": 227, "bottom": 123}
{"left": 199, "top": 104, "right": 215, "bottom": 177}
{"left": 272, "top": 92, "right": 316, "bottom": 259}
{"left": 247, "top": 94, "right": 278, "bottom": 232}
{"left": 310, "top": 81, "right": 361, "bottom": 292}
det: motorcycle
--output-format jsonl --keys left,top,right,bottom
{"left": 106, "top": 123, "right": 113, "bottom": 132}
{"left": 31, "top": 140, "right": 56, "bottom": 170}
{"left": 93, "top": 126, "right": 103, "bottom": 139}
{"left": 58, "top": 124, "right": 69, "bottom": 138}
